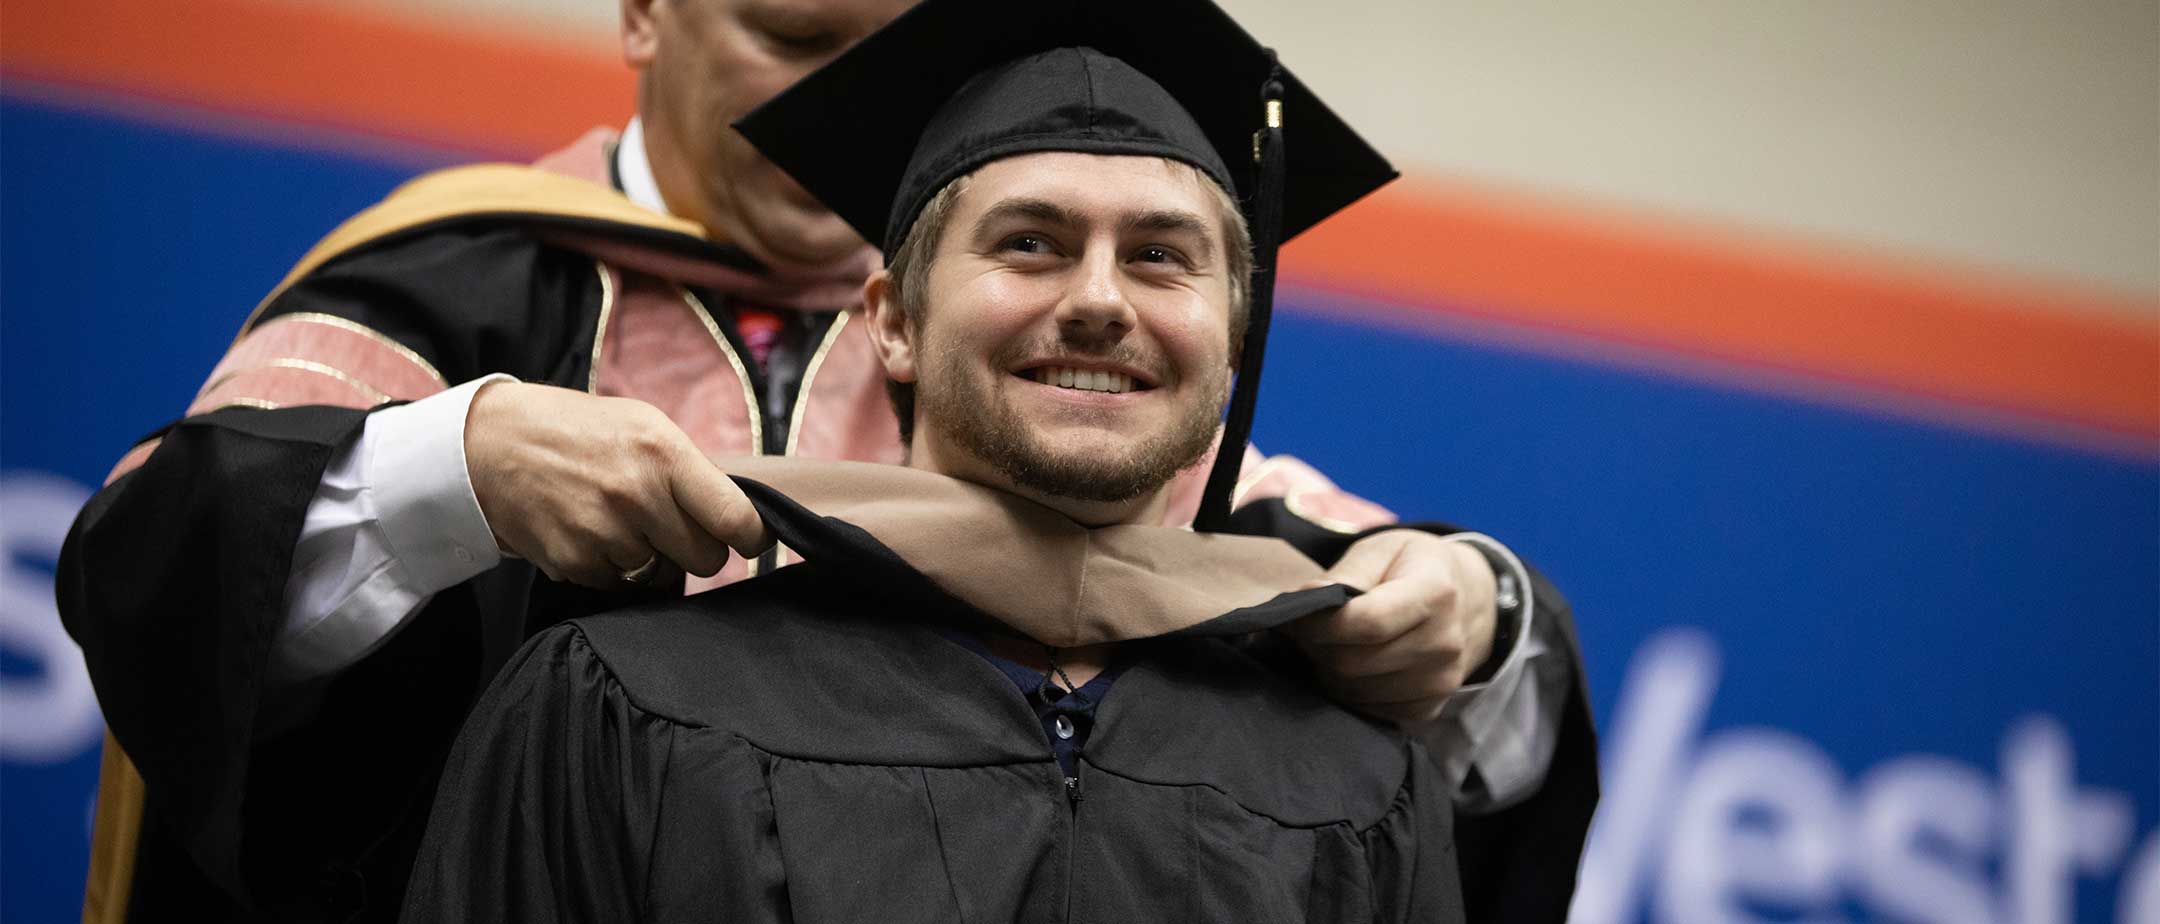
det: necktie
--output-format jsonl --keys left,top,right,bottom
{"left": 735, "top": 305, "right": 784, "bottom": 370}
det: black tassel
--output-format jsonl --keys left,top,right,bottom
{"left": 1194, "top": 52, "right": 1287, "bottom": 533}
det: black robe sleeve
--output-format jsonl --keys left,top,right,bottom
{"left": 60, "top": 405, "right": 369, "bottom": 901}
{"left": 55, "top": 226, "right": 627, "bottom": 919}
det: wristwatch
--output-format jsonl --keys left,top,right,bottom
{"left": 1462, "top": 541, "right": 1523, "bottom": 687}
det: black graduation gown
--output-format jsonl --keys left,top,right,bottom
{"left": 400, "top": 555, "right": 1461, "bottom": 923}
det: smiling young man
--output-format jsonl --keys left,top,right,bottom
{"left": 399, "top": 2, "right": 1594, "bottom": 920}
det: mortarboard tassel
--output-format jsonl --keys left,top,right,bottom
{"left": 1193, "top": 54, "right": 1287, "bottom": 533}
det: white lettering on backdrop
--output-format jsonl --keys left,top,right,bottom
{"left": 1574, "top": 629, "right": 2151, "bottom": 924}
{"left": 0, "top": 473, "right": 103, "bottom": 763}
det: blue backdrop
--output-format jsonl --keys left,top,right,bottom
{"left": 3, "top": 95, "right": 2153, "bottom": 924}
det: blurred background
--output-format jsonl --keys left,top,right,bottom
{"left": 3, "top": 0, "right": 2154, "bottom": 921}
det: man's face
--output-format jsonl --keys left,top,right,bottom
{"left": 626, "top": 0, "right": 914, "bottom": 271}
{"left": 895, "top": 152, "right": 1238, "bottom": 515}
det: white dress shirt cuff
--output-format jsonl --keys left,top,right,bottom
{"left": 271, "top": 375, "right": 511, "bottom": 687}
{"left": 370, "top": 374, "right": 511, "bottom": 589}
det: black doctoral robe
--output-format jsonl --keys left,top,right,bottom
{"left": 56, "top": 180, "right": 833, "bottom": 922}
{"left": 401, "top": 471, "right": 1464, "bottom": 923}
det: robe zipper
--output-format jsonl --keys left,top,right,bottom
{"left": 1061, "top": 767, "right": 1081, "bottom": 924}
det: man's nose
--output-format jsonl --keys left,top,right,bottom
{"left": 1054, "top": 246, "right": 1136, "bottom": 340}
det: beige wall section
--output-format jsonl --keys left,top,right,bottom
{"left": 342, "top": 0, "right": 2158, "bottom": 305}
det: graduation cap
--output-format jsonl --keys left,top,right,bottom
{"left": 736, "top": 0, "right": 1397, "bottom": 532}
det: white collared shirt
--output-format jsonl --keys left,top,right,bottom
{"left": 615, "top": 117, "right": 671, "bottom": 215}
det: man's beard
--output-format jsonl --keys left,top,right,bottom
{"left": 914, "top": 335, "right": 1228, "bottom": 504}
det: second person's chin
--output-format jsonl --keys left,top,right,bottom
{"left": 739, "top": 203, "right": 874, "bottom": 276}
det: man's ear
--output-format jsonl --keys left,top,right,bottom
{"left": 622, "top": 0, "right": 660, "bottom": 67}
{"left": 861, "top": 270, "right": 919, "bottom": 384}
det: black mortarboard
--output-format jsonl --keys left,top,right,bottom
{"left": 737, "top": 0, "right": 1398, "bottom": 531}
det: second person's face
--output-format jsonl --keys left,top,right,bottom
{"left": 628, "top": 0, "right": 915, "bottom": 272}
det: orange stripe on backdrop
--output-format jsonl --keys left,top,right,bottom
{"left": 6, "top": 0, "right": 2157, "bottom": 446}
{"left": 1, "top": 0, "right": 632, "bottom": 157}
{"left": 1283, "top": 183, "right": 2160, "bottom": 444}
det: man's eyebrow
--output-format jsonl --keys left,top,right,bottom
{"left": 972, "top": 198, "right": 1084, "bottom": 236}
{"left": 1123, "top": 210, "right": 1217, "bottom": 260}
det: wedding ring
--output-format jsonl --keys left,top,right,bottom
{"left": 619, "top": 555, "right": 661, "bottom": 584}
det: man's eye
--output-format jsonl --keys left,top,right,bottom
{"left": 745, "top": 13, "right": 840, "bottom": 56}
{"left": 764, "top": 29, "right": 837, "bottom": 53}
{"left": 1133, "top": 246, "right": 1185, "bottom": 266}
{"left": 1001, "top": 234, "right": 1055, "bottom": 255}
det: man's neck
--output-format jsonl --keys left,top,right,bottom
{"left": 984, "top": 635, "right": 1112, "bottom": 689}
{"left": 900, "top": 436, "right": 1163, "bottom": 682}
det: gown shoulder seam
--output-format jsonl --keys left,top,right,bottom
{"left": 555, "top": 621, "right": 716, "bottom": 731}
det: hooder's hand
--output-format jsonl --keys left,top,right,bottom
{"left": 1289, "top": 530, "right": 1497, "bottom": 726}
{"left": 465, "top": 381, "right": 770, "bottom": 588}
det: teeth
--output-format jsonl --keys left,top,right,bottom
{"left": 1031, "top": 366, "right": 1137, "bottom": 394}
